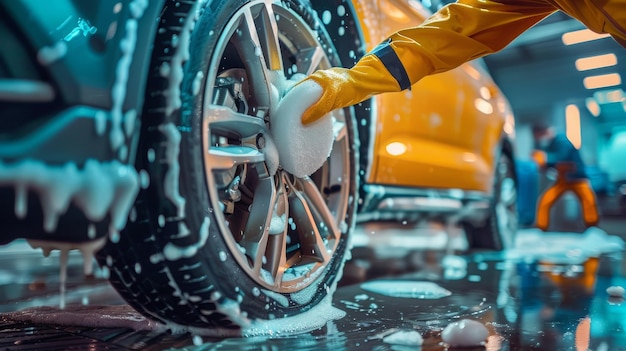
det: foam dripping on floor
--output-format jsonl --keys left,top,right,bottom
{"left": 27, "top": 238, "right": 107, "bottom": 309}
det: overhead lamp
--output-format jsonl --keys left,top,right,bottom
{"left": 593, "top": 88, "right": 624, "bottom": 103}
{"left": 562, "top": 29, "right": 611, "bottom": 45}
{"left": 575, "top": 53, "right": 618, "bottom": 71}
{"left": 585, "top": 97, "right": 601, "bottom": 117}
{"left": 583, "top": 73, "right": 621, "bottom": 90}
{"left": 565, "top": 104, "right": 581, "bottom": 149}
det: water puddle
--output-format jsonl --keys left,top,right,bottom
{"left": 1, "top": 227, "right": 626, "bottom": 350}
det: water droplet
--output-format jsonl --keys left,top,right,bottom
{"left": 337, "top": 5, "right": 346, "bottom": 17}
{"left": 321, "top": 10, "right": 332, "bottom": 25}
{"left": 158, "top": 214, "right": 165, "bottom": 227}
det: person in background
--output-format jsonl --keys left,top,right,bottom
{"left": 531, "top": 122, "right": 599, "bottom": 231}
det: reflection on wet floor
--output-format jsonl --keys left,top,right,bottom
{"left": 1, "top": 219, "right": 626, "bottom": 350}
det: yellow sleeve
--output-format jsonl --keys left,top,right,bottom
{"left": 390, "top": 0, "right": 557, "bottom": 84}
{"left": 301, "top": 0, "right": 556, "bottom": 124}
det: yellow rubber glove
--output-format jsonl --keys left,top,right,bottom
{"left": 300, "top": 54, "right": 407, "bottom": 124}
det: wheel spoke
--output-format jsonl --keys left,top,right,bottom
{"left": 296, "top": 46, "right": 326, "bottom": 75}
{"left": 204, "top": 104, "right": 268, "bottom": 138}
{"left": 262, "top": 177, "right": 289, "bottom": 286}
{"left": 333, "top": 117, "right": 347, "bottom": 141}
{"left": 203, "top": 105, "right": 269, "bottom": 170}
{"left": 495, "top": 160, "right": 518, "bottom": 249}
{"left": 227, "top": 8, "right": 273, "bottom": 111}
{"left": 240, "top": 176, "right": 276, "bottom": 271}
{"left": 500, "top": 177, "right": 517, "bottom": 207}
{"left": 253, "top": 3, "right": 283, "bottom": 71}
{"left": 206, "top": 146, "right": 264, "bottom": 170}
{"left": 287, "top": 176, "right": 341, "bottom": 266}
{"left": 299, "top": 177, "right": 341, "bottom": 239}
{"left": 288, "top": 189, "right": 331, "bottom": 266}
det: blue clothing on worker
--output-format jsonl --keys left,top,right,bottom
{"left": 538, "top": 133, "right": 587, "bottom": 180}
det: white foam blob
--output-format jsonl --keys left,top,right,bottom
{"left": 441, "top": 319, "right": 489, "bottom": 347}
{"left": 382, "top": 329, "right": 424, "bottom": 346}
{"left": 361, "top": 280, "right": 452, "bottom": 299}
{"left": 270, "top": 80, "right": 333, "bottom": 178}
{"left": 607, "top": 285, "right": 625, "bottom": 298}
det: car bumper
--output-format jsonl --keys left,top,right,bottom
{"left": 0, "top": 106, "right": 139, "bottom": 244}
{"left": 357, "top": 184, "right": 491, "bottom": 224}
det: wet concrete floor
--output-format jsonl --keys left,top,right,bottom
{"left": 1, "top": 215, "right": 625, "bottom": 351}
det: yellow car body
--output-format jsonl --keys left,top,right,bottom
{"left": 355, "top": 0, "right": 515, "bottom": 191}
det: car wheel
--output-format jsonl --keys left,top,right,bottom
{"left": 96, "top": 0, "right": 358, "bottom": 328}
{"left": 464, "top": 153, "right": 518, "bottom": 250}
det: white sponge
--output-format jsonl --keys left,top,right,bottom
{"left": 270, "top": 80, "right": 334, "bottom": 178}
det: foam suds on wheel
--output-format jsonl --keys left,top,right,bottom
{"left": 161, "top": 0, "right": 199, "bottom": 118}
{"left": 110, "top": 0, "right": 149, "bottom": 153}
{"left": 158, "top": 123, "right": 187, "bottom": 218}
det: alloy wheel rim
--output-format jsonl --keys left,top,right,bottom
{"left": 200, "top": 1, "right": 352, "bottom": 293}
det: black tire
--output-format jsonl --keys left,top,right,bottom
{"left": 464, "top": 152, "right": 518, "bottom": 250}
{"left": 96, "top": 0, "right": 358, "bottom": 329}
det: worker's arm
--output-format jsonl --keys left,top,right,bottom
{"left": 300, "top": 0, "right": 556, "bottom": 124}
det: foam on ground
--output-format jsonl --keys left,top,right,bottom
{"left": 270, "top": 80, "right": 333, "bottom": 178}
{"left": 607, "top": 285, "right": 625, "bottom": 298}
{"left": 240, "top": 294, "right": 346, "bottom": 337}
{"left": 382, "top": 329, "right": 424, "bottom": 346}
{"left": 508, "top": 227, "right": 624, "bottom": 264}
{"left": 361, "top": 280, "right": 452, "bottom": 299}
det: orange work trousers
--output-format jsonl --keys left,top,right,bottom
{"left": 535, "top": 178, "right": 599, "bottom": 231}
